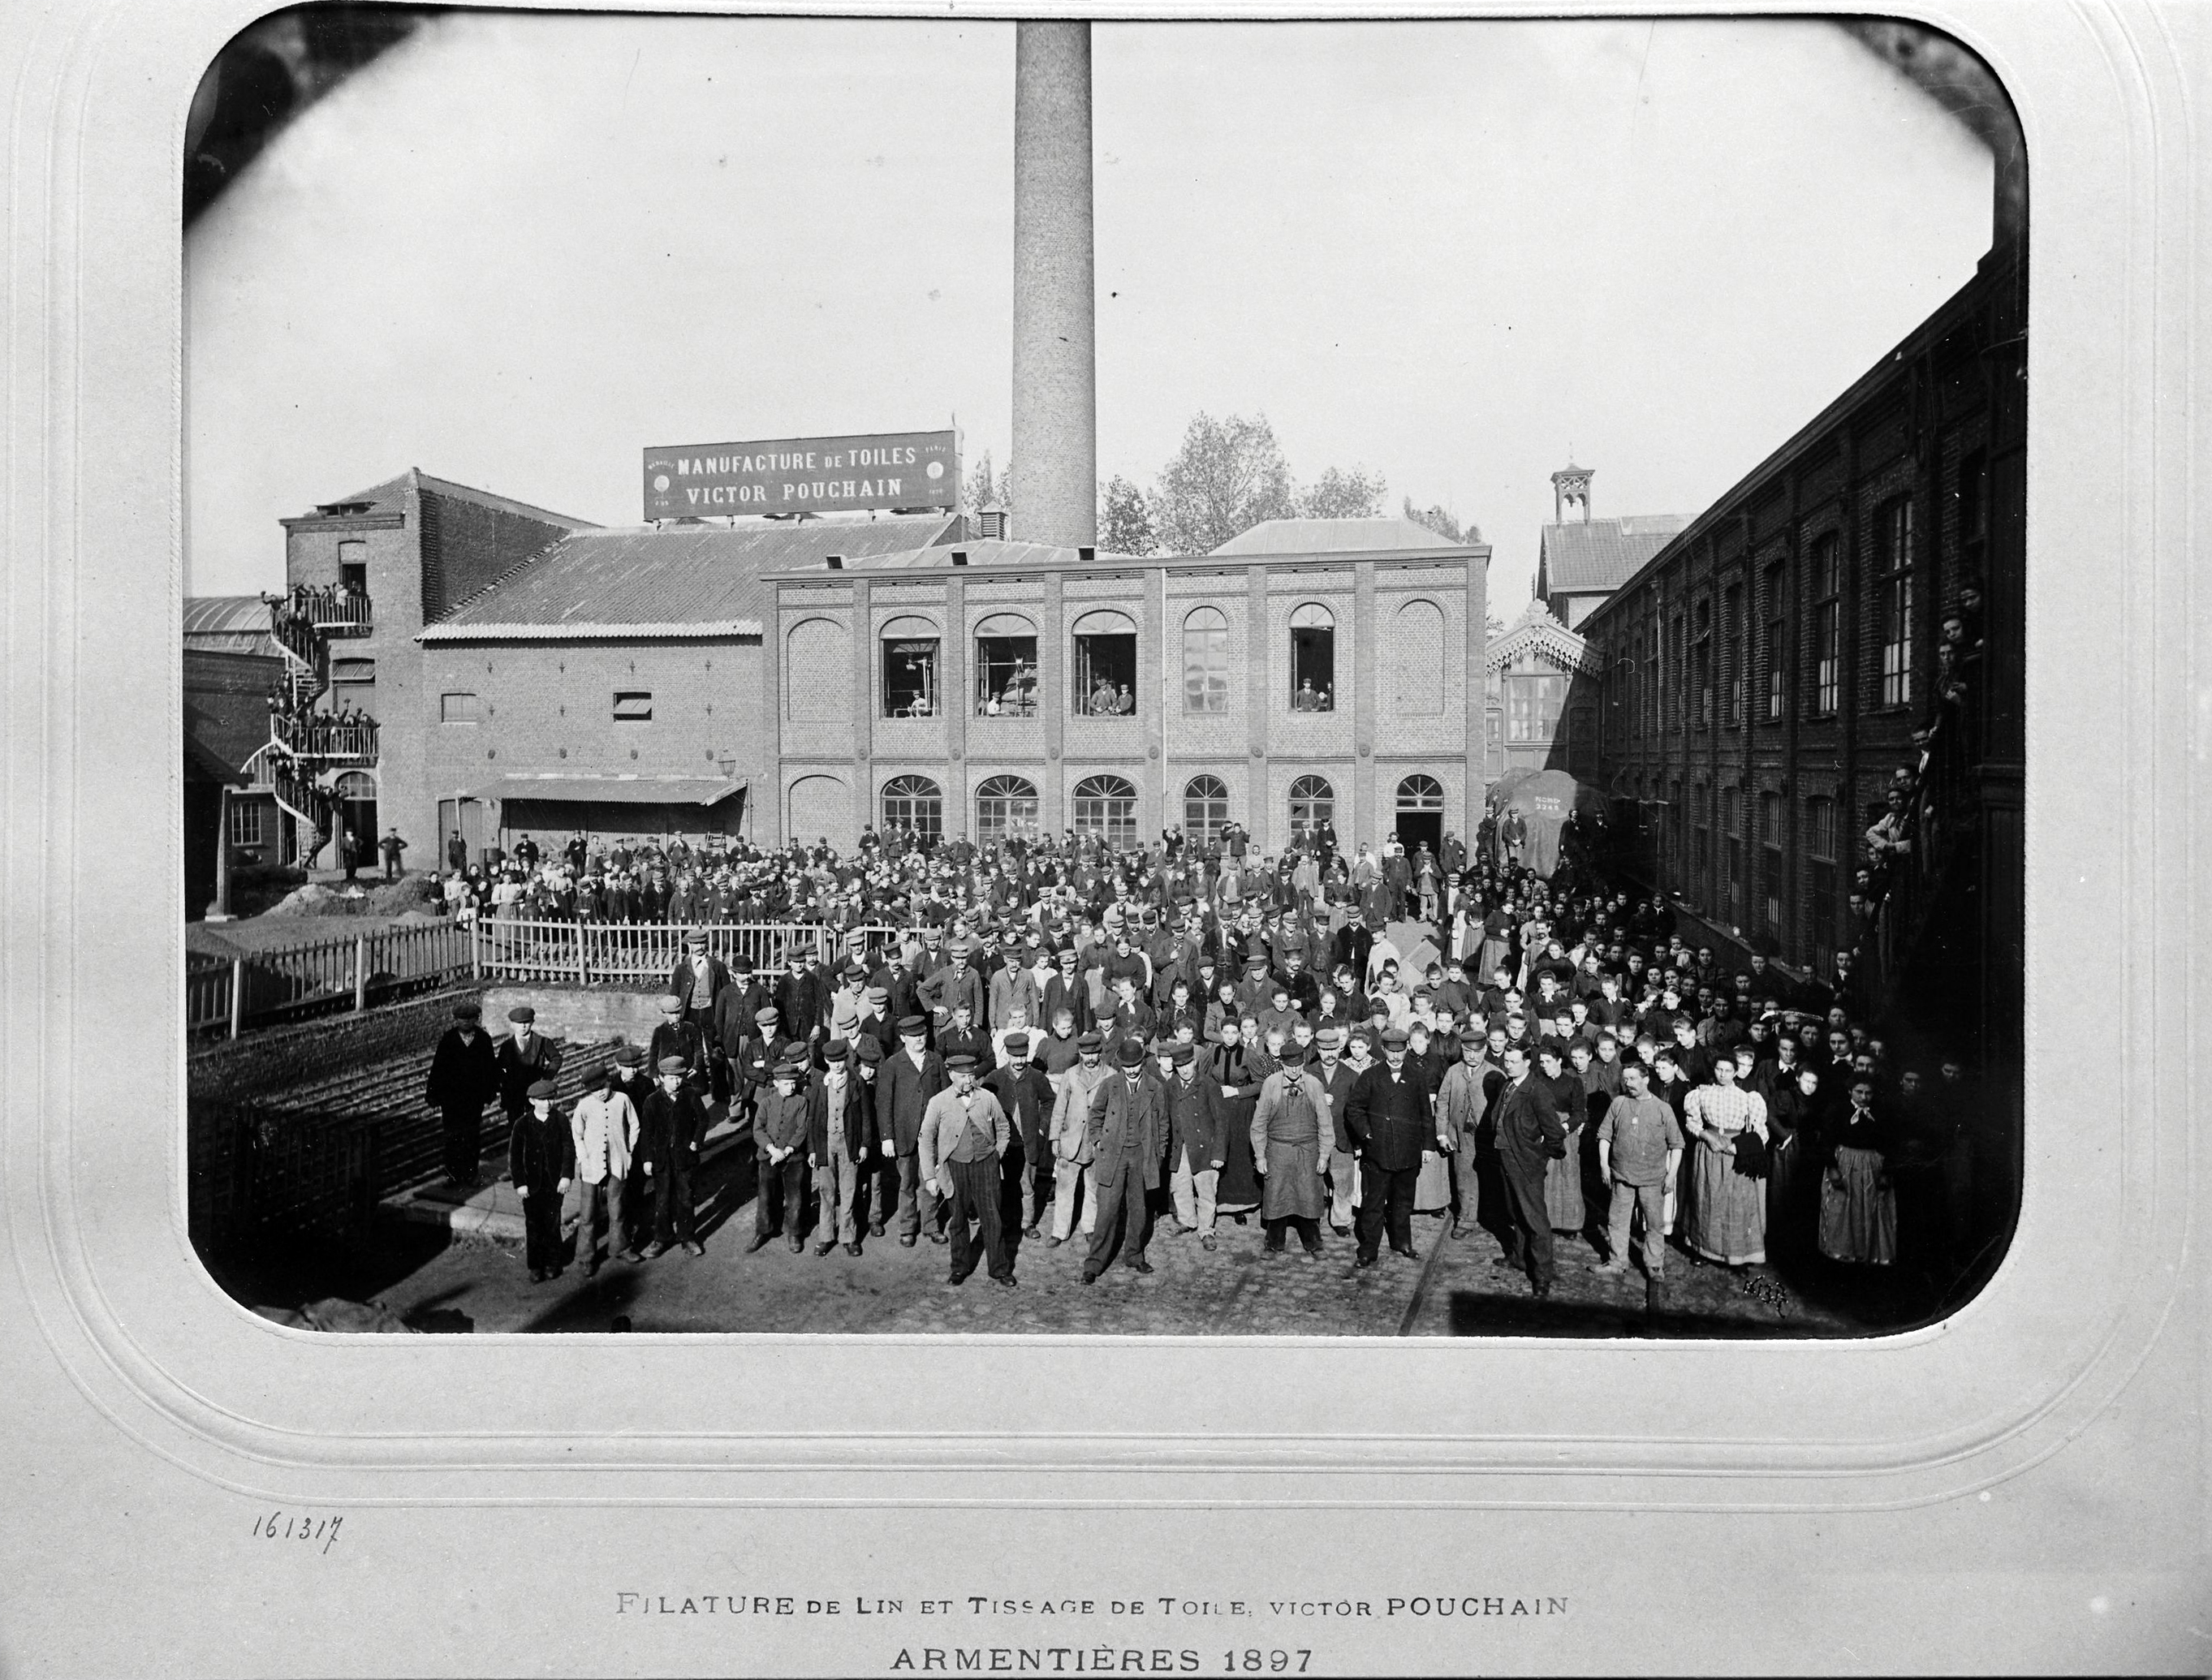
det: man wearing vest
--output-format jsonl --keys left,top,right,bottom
{"left": 918, "top": 1053, "right": 1015, "bottom": 1286}
{"left": 806, "top": 1038, "right": 869, "bottom": 1257}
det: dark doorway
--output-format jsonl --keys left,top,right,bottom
{"left": 1395, "top": 810, "right": 1442, "bottom": 859}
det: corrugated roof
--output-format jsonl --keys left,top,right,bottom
{"left": 470, "top": 773, "right": 747, "bottom": 806}
{"left": 321, "top": 467, "right": 597, "bottom": 530}
{"left": 182, "top": 595, "right": 280, "bottom": 657}
{"left": 1211, "top": 518, "right": 1471, "bottom": 555}
{"left": 1538, "top": 515, "right": 1684, "bottom": 594}
{"left": 420, "top": 515, "right": 959, "bottom": 639}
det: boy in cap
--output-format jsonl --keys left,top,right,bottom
{"left": 637, "top": 1055, "right": 709, "bottom": 1258}
{"left": 749, "top": 1053, "right": 813, "bottom": 1253}
{"left": 509, "top": 1078, "right": 576, "bottom": 1282}
{"left": 918, "top": 1054, "right": 1015, "bottom": 1286}
{"left": 648, "top": 993, "right": 709, "bottom": 1096}
{"left": 495, "top": 1005, "right": 563, "bottom": 1132}
{"left": 425, "top": 1000, "right": 498, "bottom": 1189}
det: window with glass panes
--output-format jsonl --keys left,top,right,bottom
{"left": 1072, "top": 774, "right": 1138, "bottom": 849}
{"left": 882, "top": 774, "right": 943, "bottom": 842}
{"left": 1809, "top": 533, "right": 1840, "bottom": 716}
{"left": 1877, "top": 497, "right": 1915, "bottom": 708}
{"left": 1760, "top": 791, "right": 1783, "bottom": 938}
{"left": 1288, "top": 775, "right": 1335, "bottom": 839}
{"left": 1762, "top": 562, "right": 1786, "bottom": 721}
{"left": 1724, "top": 583, "right": 1745, "bottom": 726}
{"left": 1182, "top": 606, "right": 1231, "bottom": 713}
{"left": 1692, "top": 782, "right": 1710, "bottom": 894}
{"left": 229, "top": 799, "right": 265, "bottom": 848}
{"left": 1723, "top": 788, "right": 1742, "bottom": 924}
{"left": 1807, "top": 796, "right": 1837, "bottom": 971}
{"left": 1183, "top": 775, "right": 1230, "bottom": 847}
{"left": 1505, "top": 662, "right": 1565, "bottom": 743}
{"left": 1692, "top": 597, "right": 1712, "bottom": 728}
{"left": 974, "top": 775, "right": 1040, "bottom": 848}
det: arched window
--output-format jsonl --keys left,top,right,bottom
{"left": 1182, "top": 605, "right": 1230, "bottom": 713}
{"left": 973, "top": 613, "right": 1038, "bottom": 717}
{"left": 1288, "top": 774, "right": 1335, "bottom": 839}
{"left": 1396, "top": 774, "right": 1445, "bottom": 811}
{"left": 974, "top": 774, "right": 1041, "bottom": 849}
{"left": 1072, "top": 774, "right": 1139, "bottom": 850}
{"left": 882, "top": 774, "right": 942, "bottom": 843}
{"left": 1183, "top": 775, "right": 1230, "bottom": 846}
{"left": 1289, "top": 602, "right": 1335, "bottom": 710}
{"left": 1072, "top": 610, "right": 1138, "bottom": 717}
{"left": 880, "top": 615, "right": 940, "bottom": 717}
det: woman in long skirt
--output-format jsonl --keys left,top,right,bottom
{"left": 1764, "top": 1064, "right": 1823, "bottom": 1262}
{"left": 1681, "top": 1062, "right": 1769, "bottom": 1266}
{"left": 1818, "top": 1079, "right": 1898, "bottom": 1264}
{"left": 1207, "top": 1026, "right": 1268, "bottom": 1223}
{"left": 1541, "top": 1046, "right": 1588, "bottom": 1235}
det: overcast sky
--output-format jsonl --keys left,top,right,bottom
{"left": 184, "top": 12, "right": 1993, "bottom": 606}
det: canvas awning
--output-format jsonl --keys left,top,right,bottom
{"left": 468, "top": 774, "right": 747, "bottom": 807}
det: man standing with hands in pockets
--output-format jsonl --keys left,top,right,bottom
{"left": 918, "top": 1054, "right": 1015, "bottom": 1287}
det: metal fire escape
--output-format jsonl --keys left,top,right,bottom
{"left": 246, "top": 584, "right": 377, "bottom": 867}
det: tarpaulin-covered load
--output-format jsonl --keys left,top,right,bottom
{"left": 1487, "top": 769, "right": 1606, "bottom": 877}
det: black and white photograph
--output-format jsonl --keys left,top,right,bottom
{"left": 180, "top": 7, "right": 2024, "bottom": 1342}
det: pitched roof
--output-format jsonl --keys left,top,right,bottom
{"left": 319, "top": 467, "right": 597, "bottom": 530}
{"left": 420, "top": 515, "right": 961, "bottom": 640}
{"left": 1484, "top": 597, "right": 1598, "bottom": 675}
{"left": 1537, "top": 515, "right": 1684, "bottom": 595}
{"left": 1211, "top": 517, "right": 1474, "bottom": 556}
{"left": 791, "top": 536, "right": 1144, "bottom": 575}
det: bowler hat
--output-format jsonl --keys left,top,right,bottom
{"left": 1115, "top": 1040, "right": 1149, "bottom": 1067}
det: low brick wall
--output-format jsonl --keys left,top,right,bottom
{"left": 478, "top": 986, "right": 670, "bottom": 1045}
{"left": 188, "top": 987, "right": 488, "bottom": 1101}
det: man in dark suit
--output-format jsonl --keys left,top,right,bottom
{"left": 425, "top": 1000, "right": 498, "bottom": 1188}
{"left": 874, "top": 1014, "right": 947, "bottom": 1247}
{"left": 667, "top": 929, "right": 728, "bottom": 1035}
{"left": 983, "top": 1031, "right": 1057, "bottom": 1238}
{"left": 775, "top": 950, "right": 827, "bottom": 1045}
{"left": 508, "top": 1078, "right": 576, "bottom": 1282}
{"left": 647, "top": 993, "right": 710, "bottom": 1099}
{"left": 1492, "top": 1043, "right": 1569, "bottom": 1296}
{"left": 636, "top": 1055, "right": 709, "bottom": 1258}
{"left": 1343, "top": 1026, "right": 1441, "bottom": 1266}
{"left": 1082, "top": 1040, "right": 1167, "bottom": 1283}
{"left": 1041, "top": 947, "right": 1093, "bottom": 1037}
{"left": 494, "top": 1006, "right": 563, "bottom": 1131}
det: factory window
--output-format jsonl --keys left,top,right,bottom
{"left": 1877, "top": 497, "right": 1916, "bottom": 709}
{"left": 1288, "top": 775, "right": 1335, "bottom": 840}
{"left": 1072, "top": 610, "right": 1137, "bottom": 717}
{"left": 1723, "top": 583, "right": 1745, "bottom": 727}
{"left": 1182, "top": 775, "right": 1230, "bottom": 848}
{"left": 975, "top": 775, "right": 1041, "bottom": 849}
{"left": 1762, "top": 562, "right": 1787, "bottom": 722}
{"left": 331, "top": 657, "right": 375, "bottom": 688}
{"left": 1723, "top": 788, "right": 1743, "bottom": 927}
{"left": 881, "top": 620, "right": 940, "bottom": 717}
{"left": 1956, "top": 447, "right": 1989, "bottom": 548}
{"left": 228, "top": 800, "right": 264, "bottom": 849}
{"left": 1761, "top": 791, "right": 1783, "bottom": 941}
{"left": 1071, "top": 774, "right": 1138, "bottom": 849}
{"left": 440, "top": 691, "right": 479, "bottom": 724}
{"left": 1504, "top": 669, "right": 1564, "bottom": 744}
{"left": 613, "top": 691, "right": 653, "bottom": 722}
{"left": 973, "top": 615, "right": 1038, "bottom": 716}
{"left": 1807, "top": 795, "right": 1837, "bottom": 973}
{"left": 1182, "top": 606, "right": 1231, "bottom": 713}
{"left": 882, "top": 774, "right": 943, "bottom": 844}
{"left": 1288, "top": 602, "right": 1335, "bottom": 711}
{"left": 1691, "top": 596, "right": 1713, "bottom": 729}
{"left": 1809, "top": 532, "right": 1840, "bottom": 717}
{"left": 1483, "top": 709, "right": 1503, "bottom": 778}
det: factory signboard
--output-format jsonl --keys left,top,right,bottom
{"left": 642, "top": 429, "right": 959, "bottom": 519}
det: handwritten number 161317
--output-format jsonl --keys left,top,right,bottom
{"left": 250, "top": 1511, "right": 343, "bottom": 1554}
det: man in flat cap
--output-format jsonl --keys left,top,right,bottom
{"left": 667, "top": 928, "right": 727, "bottom": 1036}
{"left": 568, "top": 1062, "right": 640, "bottom": 1273}
{"left": 919, "top": 1053, "right": 1015, "bottom": 1286}
{"left": 873, "top": 1014, "right": 948, "bottom": 1247}
{"left": 425, "top": 1000, "right": 498, "bottom": 1189}
{"left": 637, "top": 1054, "right": 709, "bottom": 1258}
{"left": 808, "top": 1037, "right": 869, "bottom": 1256}
{"left": 648, "top": 992, "right": 709, "bottom": 1097}
{"left": 748, "top": 1053, "right": 812, "bottom": 1254}
{"left": 495, "top": 1005, "right": 563, "bottom": 1139}
{"left": 918, "top": 936, "right": 986, "bottom": 1026}
{"left": 509, "top": 1078, "right": 576, "bottom": 1283}
{"left": 1082, "top": 1039, "right": 1168, "bottom": 1282}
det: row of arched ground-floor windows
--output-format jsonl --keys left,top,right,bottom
{"left": 856, "top": 772, "right": 1450, "bottom": 851}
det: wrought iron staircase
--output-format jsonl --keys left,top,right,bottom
{"left": 251, "top": 585, "right": 379, "bottom": 867}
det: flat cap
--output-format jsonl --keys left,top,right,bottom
{"left": 865, "top": 985, "right": 890, "bottom": 1004}
{"left": 614, "top": 1045, "right": 645, "bottom": 1066}
{"left": 656, "top": 1055, "right": 688, "bottom": 1075}
{"left": 1076, "top": 1031, "right": 1104, "bottom": 1051}
{"left": 1003, "top": 1032, "right": 1030, "bottom": 1053}
{"left": 945, "top": 1053, "right": 978, "bottom": 1070}
{"left": 854, "top": 1036, "right": 886, "bottom": 1065}
{"left": 1171, "top": 1043, "right": 1196, "bottom": 1066}
{"left": 452, "top": 1002, "right": 481, "bottom": 1020}
{"left": 774, "top": 1056, "right": 808, "bottom": 1077}
{"left": 1381, "top": 1027, "right": 1411, "bottom": 1047}
{"left": 656, "top": 993, "right": 683, "bottom": 1011}
{"left": 821, "top": 1037, "right": 849, "bottom": 1060}
{"left": 898, "top": 1014, "right": 929, "bottom": 1035}
{"left": 526, "top": 1079, "right": 558, "bottom": 1099}
{"left": 507, "top": 1005, "right": 536, "bottom": 1023}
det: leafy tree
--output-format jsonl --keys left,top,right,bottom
{"left": 964, "top": 451, "right": 1011, "bottom": 516}
{"left": 1150, "top": 412, "right": 1298, "bottom": 554}
{"left": 1297, "top": 466, "right": 1388, "bottom": 519}
{"left": 1098, "top": 475, "right": 1158, "bottom": 556}
{"left": 1403, "top": 496, "right": 1471, "bottom": 544}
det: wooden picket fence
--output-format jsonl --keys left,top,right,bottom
{"left": 186, "top": 920, "right": 475, "bottom": 1037}
{"left": 468, "top": 918, "right": 903, "bottom": 986}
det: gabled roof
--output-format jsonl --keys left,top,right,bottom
{"left": 420, "top": 515, "right": 961, "bottom": 641}
{"left": 1212, "top": 517, "right": 1474, "bottom": 556}
{"left": 1484, "top": 597, "right": 1598, "bottom": 676}
{"left": 316, "top": 467, "right": 597, "bottom": 531}
{"left": 1537, "top": 515, "right": 1684, "bottom": 595}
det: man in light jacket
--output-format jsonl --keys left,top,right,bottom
{"left": 568, "top": 1065, "right": 640, "bottom": 1273}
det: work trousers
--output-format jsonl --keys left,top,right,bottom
{"left": 1355, "top": 1161, "right": 1418, "bottom": 1260}
{"left": 439, "top": 1103, "right": 483, "bottom": 1183}
{"left": 1169, "top": 1158, "right": 1219, "bottom": 1234}
{"left": 815, "top": 1148, "right": 860, "bottom": 1246}
{"left": 1326, "top": 1148, "right": 1360, "bottom": 1228}
{"left": 519, "top": 1182, "right": 563, "bottom": 1273}
{"left": 1449, "top": 1127, "right": 1481, "bottom": 1226}
{"left": 649, "top": 1154, "right": 696, "bottom": 1247}
{"left": 1265, "top": 1215, "right": 1322, "bottom": 1252}
{"left": 940, "top": 1154, "right": 1010, "bottom": 1282}
{"left": 1606, "top": 1177, "right": 1667, "bottom": 1277}
{"left": 567, "top": 1174, "right": 627, "bottom": 1267}
{"left": 894, "top": 1152, "right": 941, "bottom": 1241}
{"left": 1499, "top": 1158, "right": 1554, "bottom": 1288}
{"left": 1051, "top": 1158, "right": 1099, "bottom": 1240}
{"left": 1084, "top": 1167, "right": 1153, "bottom": 1276}
{"left": 755, "top": 1149, "right": 807, "bottom": 1248}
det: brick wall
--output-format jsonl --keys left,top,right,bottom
{"left": 188, "top": 987, "right": 487, "bottom": 1101}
